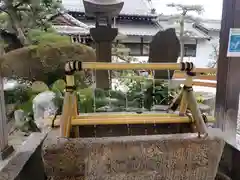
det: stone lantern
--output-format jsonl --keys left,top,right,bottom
{"left": 83, "top": 0, "right": 124, "bottom": 89}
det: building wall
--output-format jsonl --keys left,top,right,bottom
{"left": 195, "top": 32, "right": 220, "bottom": 67}
{"left": 69, "top": 27, "right": 220, "bottom": 67}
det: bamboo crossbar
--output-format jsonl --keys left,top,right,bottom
{"left": 49, "top": 114, "right": 215, "bottom": 127}
{"left": 56, "top": 113, "right": 216, "bottom": 119}
{"left": 65, "top": 61, "right": 216, "bottom": 74}
{"left": 80, "top": 63, "right": 216, "bottom": 73}
{"left": 71, "top": 117, "right": 197, "bottom": 125}
{"left": 81, "top": 62, "right": 184, "bottom": 70}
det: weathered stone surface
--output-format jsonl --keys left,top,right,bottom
{"left": 42, "top": 131, "right": 225, "bottom": 180}
{"left": 148, "top": 28, "right": 180, "bottom": 80}
{"left": 0, "top": 132, "right": 47, "bottom": 180}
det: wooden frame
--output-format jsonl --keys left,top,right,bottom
{"left": 60, "top": 62, "right": 215, "bottom": 137}
{"left": 0, "top": 75, "right": 8, "bottom": 151}
{"left": 172, "top": 71, "right": 217, "bottom": 88}
{"left": 0, "top": 72, "right": 14, "bottom": 160}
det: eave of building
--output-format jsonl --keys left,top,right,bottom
{"left": 189, "top": 18, "right": 221, "bottom": 33}
{"left": 157, "top": 15, "right": 221, "bottom": 36}
{"left": 80, "top": 20, "right": 159, "bottom": 37}
{"left": 195, "top": 21, "right": 221, "bottom": 32}
{"left": 158, "top": 20, "right": 211, "bottom": 40}
{"left": 51, "top": 11, "right": 90, "bottom": 28}
{"left": 51, "top": 12, "right": 218, "bottom": 40}
{"left": 53, "top": 25, "right": 89, "bottom": 36}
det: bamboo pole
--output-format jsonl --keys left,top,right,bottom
{"left": 179, "top": 75, "right": 193, "bottom": 115}
{"left": 77, "top": 113, "right": 183, "bottom": 118}
{"left": 60, "top": 92, "right": 76, "bottom": 137}
{"left": 60, "top": 74, "right": 76, "bottom": 137}
{"left": 60, "top": 92, "right": 72, "bottom": 137}
{"left": 52, "top": 113, "right": 215, "bottom": 119}
{"left": 82, "top": 62, "right": 182, "bottom": 70}
{"left": 72, "top": 93, "right": 78, "bottom": 118}
{"left": 179, "top": 91, "right": 188, "bottom": 115}
{"left": 186, "top": 90, "right": 208, "bottom": 135}
{"left": 49, "top": 115, "right": 215, "bottom": 127}
{"left": 168, "top": 90, "right": 183, "bottom": 111}
{"left": 80, "top": 62, "right": 216, "bottom": 73}
{"left": 72, "top": 93, "right": 80, "bottom": 137}
{"left": 71, "top": 116, "right": 192, "bottom": 125}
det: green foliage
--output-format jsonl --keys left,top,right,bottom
{"left": 77, "top": 88, "right": 94, "bottom": 113}
{"left": 95, "top": 88, "right": 106, "bottom": 99}
{"left": 4, "top": 84, "right": 32, "bottom": 105}
{"left": 4, "top": 83, "right": 38, "bottom": 116}
{"left": 0, "top": 43, "right": 96, "bottom": 85}
{"left": 4, "top": 0, "right": 62, "bottom": 30}
{"left": 17, "top": 94, "right": 37, "bottom": 113}
{"left": 0, "top": 0, "right": 63, "bottom": 49}
{"left": 107, "top": 90, "right": 126, "bottom": 100}
{"left": 51, "top": 79, "right": 66, "bottom": 92}
{"left": 196, "top": 94, "right": 204, "bottom": 104}
{"left": 0, "top": 12, "right": 11, "bottom": 30}
{"left": 28, "top": 29, "right": 71, "bottom": 45}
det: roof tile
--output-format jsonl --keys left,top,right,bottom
{"left": 62, "top": 0, "right": 157, "bottom": 17}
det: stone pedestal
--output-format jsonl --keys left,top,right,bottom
{"left": 90, "top": 26, "right": 118, "bottom": 89}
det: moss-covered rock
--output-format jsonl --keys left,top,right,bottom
{"left": 0, "top": 43, "right": 96, "bottom": 85}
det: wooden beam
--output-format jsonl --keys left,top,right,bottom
{"left": 0, "top": 72, "right": 14, "bottom": 160}
{"left": 173, "top": 72, "right": 216, "bottom": 81}
{"left": 140, "top": 37, "right": 144, "bottom": 56}
{"left": 215, "top": 0, "right": 240, "bottom": 141}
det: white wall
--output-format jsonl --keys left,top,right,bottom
{"left": 195, "top": 32, "right": 219, "bottom": 67}
{"left": 114, "top": 31, "right": 220, "bottom": 68}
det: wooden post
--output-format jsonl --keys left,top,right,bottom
{"left": 0, "top": 74, "right": 14, "bottom": 160}
{"left": 215, "top": 1, "right": 240, "bottom": 179}
{"left": 215, "top": 0, "right": 240, "bottom": 142}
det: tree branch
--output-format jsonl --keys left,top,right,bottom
{"left": 14, "top": 2, "right": 24, "bottom": 9}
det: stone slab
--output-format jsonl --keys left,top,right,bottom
{"left": 0, "top": 145, "right": 14, "bottom": 161}
{"left": 43, "top": 130, "right": 225, "bottom": 180}
{"left": 0, "top": 132, "right": 48, "bottom": 180}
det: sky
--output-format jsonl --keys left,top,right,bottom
{"left": 151, "top": 0, "right": 223, "bottom": 20}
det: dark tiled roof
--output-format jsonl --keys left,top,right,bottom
{"left": 62, "top": 0, "right": 157, "bottom": 17}
{"left": 159, "top": 20, "right": 210, "bottom": 39}
{"left": 198, "top": 21, "right": 221, "bottom": 31}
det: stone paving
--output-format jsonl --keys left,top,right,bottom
{"left": 0, "top": 130, "right": 28, "bottom": 171}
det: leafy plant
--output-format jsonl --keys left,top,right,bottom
{"left": 196, "top": 94, "right": 204, "bottom": 104}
